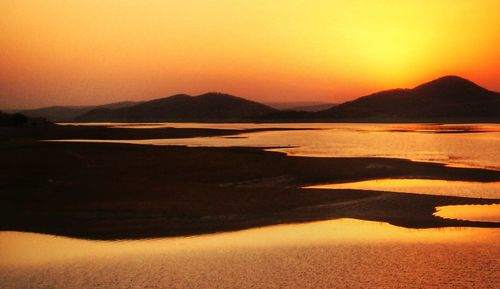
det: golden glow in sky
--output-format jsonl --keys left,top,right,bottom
{"left": 1, "top": 0, "right": 499, "bottom": 108}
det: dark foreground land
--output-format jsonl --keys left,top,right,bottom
{"left": 1, "top": 124, "right": 500, "bottom": 239}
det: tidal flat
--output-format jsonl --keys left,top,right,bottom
{"left": 1, "top": 123, "right": 499, "bottom": 239}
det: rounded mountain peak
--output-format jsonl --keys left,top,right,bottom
{"left": 414, "top": 75, "right": 485, "bottom": 93}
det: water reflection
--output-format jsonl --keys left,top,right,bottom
{"left": 52, "top": 123, "right": 500, "bottom": 170}
{"left": 0, "top": 219, "right": 497, "bottom": 267}
{"left": 305, "top": 179, "right": 500, "bottom": 199}
{"left": 435, "top": 204, "right": 500, "bottom": 222}
{"left": 58, "top": 122, "right": 500, "bottom": 134}
{"left": 1, "top": 219, "right": 499, "bottom": 288}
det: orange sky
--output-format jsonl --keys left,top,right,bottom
{"left": 1, "top": 0, "right": 500, "bottom": 109}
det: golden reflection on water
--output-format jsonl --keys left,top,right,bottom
{"left": 0, "top": 219, "right": 497, "bottom": 267}
{"left": 435, "top": 204, "right": 500, "bottom": 222}
{"left": 51, "top": 123, "right": 500, "bottom": 170}
{"left": 306, "top": 179, "right": 500, "bottom": 199}
{"left": 58, "top": 122, "right": 500, "bottom": 133}
{"left": 1, "top": 219, "right": 499, "bottom": 289}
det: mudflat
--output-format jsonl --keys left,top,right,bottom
{"left": 1, "top": 124, "right": 499, "bottom": 239}
{"left": 0, "top": 123, "right": 308, "bottom": 141}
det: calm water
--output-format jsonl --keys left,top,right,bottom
{"left": 1, "top": 219, "right": 499, "bottom": 289}
{"left": 305, "top": 179, "right": 500, "bottom": 199}
{"left": 57, "top": 123, "right": 500, "bottom": 170}
{"left": 435, "top": 204, "right": 500, "bottom": 223}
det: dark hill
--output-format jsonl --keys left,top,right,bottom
{"left": 75, "top": 93, "right": 277, "bottom": 122}
{"left": 20, "top": 101, "right": 138, "bottom": 122}
{"left": 0, "top": 111, "right": 52, "bottom": 127}
{"left": 316, "top": 76, "right": 500, "bottom": 121}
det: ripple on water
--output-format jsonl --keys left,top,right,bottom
{"left": 0, "top": 219, "right": 499, "bottom": 289}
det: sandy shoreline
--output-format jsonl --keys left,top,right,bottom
{"left": 0, "top": 125, "right": 499, "bottom": 239}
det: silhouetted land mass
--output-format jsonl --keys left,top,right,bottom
{"left": 0, "top": 111, "right": 52, "bottom": 127}
{"left": 267, "top": 102, "right": 337, "bottom": 112}
{"left": 1, "top": 111, "right": 305, "bottom": 141}
{"left": 19, "top": 101, "right": 139, "bottom": 122}
{"left": 0, "top": 123, "right": 304, "bottom": 142}
{"left": 10, "top": 75, "right": 498, "bottom": 123}
{"left": 69, "top": 75, "right": 499, "bottom": 123}
{"left": 75, "top": 92, "right": 277, "bottom": 122}
{"left": 314, "top": 75, "right": 500, "bottom": 121}
{"left": 1, "top": 138, "right": 499, "bottom": 240}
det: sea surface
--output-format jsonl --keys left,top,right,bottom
{"left": 2, "top": 123, "right": 499, "bottom": 288}
{"left": 1, "top": 219, "right": 499, "bottom": 289}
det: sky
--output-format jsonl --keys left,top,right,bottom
{"left": 1, "top": 0, "right": 500, "bottom": 109}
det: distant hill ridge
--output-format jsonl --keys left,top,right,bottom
{"left": 19, "top": 101, "right": 138, "bottom": 122}
{"left": 12, "top": 75, "right": 500, "bottom": 122}
{"left": 75, "top": 92, "right": 277, "bottom": 122}
{"left": 266, "top": 102, "right": 337, "bottom": 112}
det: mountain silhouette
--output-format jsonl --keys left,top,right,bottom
{"left": 316, "top": 76, "right": 500, "bottom": 120}
{"left": 24, "top": 75, "right": 499, "bottom": 123}
{"left": 20, "top": 101, "right": 138, "bottom": 122}
{"left": 75, "top": 93, "right": 277, "bottom": 122}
